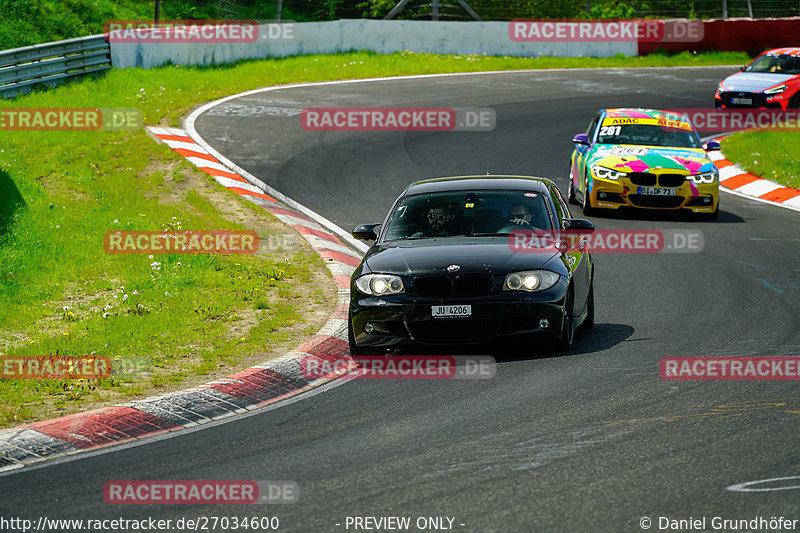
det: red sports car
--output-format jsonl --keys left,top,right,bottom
{"left": 715, "top": 47, "right": 800, "bottom": 110}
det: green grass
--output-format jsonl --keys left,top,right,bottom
{"left": 722, "top": 131, "right": 800, "bottom": 189}
{"left": 0, "top": 50, "right": 753, "bottom": 427}
{"left": 0, "top": 0, "right": 311, "bottom": 50}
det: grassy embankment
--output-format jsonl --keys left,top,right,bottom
{"left": 722, "top": 132, "right": 800, "bottom": 190}
{"left": 0, "top": 0, "right": 310, "bottom": 50}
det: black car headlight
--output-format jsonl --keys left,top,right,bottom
{"left": 355, "top": 274, "right": 405, "bottom": 296}
{"left": 591, "top": 165, "right": 627, "bottom": 180}
{"left": 503, "top": 270, "right": 560, "bottom": 292}
{"left": 687, "top": 170, "right": 718, "bottom": 184}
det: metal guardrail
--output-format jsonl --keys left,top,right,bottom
{"left": 0, "top": 34, "right": 110, "bottom": 99}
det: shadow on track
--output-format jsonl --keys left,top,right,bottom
{"left": 372, "top": 323, "right": 635, "bottom": 360}
{"left": 585, "top": 208, "right": 744, "bottom": 224}
{"left": 490, "top": 322, "right": 635, "bottom": 362}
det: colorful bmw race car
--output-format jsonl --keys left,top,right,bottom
{"left": 715, "top": 47, "right": 800, "bottom": 109}
{"left": 568, "top": 108, "right": 720, "bottom": 220}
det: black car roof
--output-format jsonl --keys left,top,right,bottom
{"left": 403, "top": 175, "right": 555, "bottom": 196}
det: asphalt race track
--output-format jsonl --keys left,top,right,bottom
{"left": 4, "top": 67, "right": 800, "bottom": 532}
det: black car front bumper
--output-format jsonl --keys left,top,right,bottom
{"left": 349, "top": 285, "right": 568, "bottom": 352}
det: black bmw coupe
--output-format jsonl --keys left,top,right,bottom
{"left": 348, "top": 176, "right": 596, "bottom": 355}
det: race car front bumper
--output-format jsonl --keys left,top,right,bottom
{"left": 589, "top": 174, "right": 718, "bottom": 214}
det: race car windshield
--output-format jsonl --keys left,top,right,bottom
{"left": 596, "top": 124, "right": 701, "bottom": 148}
{"left": 745, "top": 54, "right": 800, "bottom": 74}
{"left": 382, "top": 189, "right": 553, "bottom": 241}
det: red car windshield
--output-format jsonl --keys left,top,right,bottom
{"left": 746, "top": 54, "right": 800, "bottom": 75}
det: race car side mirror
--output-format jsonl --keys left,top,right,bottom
{"left": 352, "top": 223, "right": 381, "bottom": 241}
{"left": 572, "top": 133, "right": 590, "bottom": 145}
{"left": 704, "top": 140, "right": 721, "bottom": 151}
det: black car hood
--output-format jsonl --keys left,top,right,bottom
{"left": 362, "top": 237, "right": 563, "bottom": 276}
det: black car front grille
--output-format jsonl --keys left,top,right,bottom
{"left": 628, "top": 195, "right": 684, "bottom": 208}
{"left": 413, "top": 274, "right": 493, "bottom": 297}
{"left": 453, "top": 274, "right": 492, "bottom": 297}
{"left": 657, "top": 173, "right": 686, "bottom": 187}
{"left": 408, "top": 319, "right": 499, "bottom": 344}
{"left": 628, "top": 172, "right": 657, "bottom": 186}
{"left": 414, "top": 276, "right": 450, "bottom": 297}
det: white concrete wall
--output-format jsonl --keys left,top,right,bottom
{"left": 110, "top": 20, "right": 636, "bottom": 69}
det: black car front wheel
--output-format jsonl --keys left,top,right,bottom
{"left": 582, "top": 282, "right": 594, "bottom": 329}
{"left": 554, "top": 286, "right": 575, "bottom": 352}
{"left": 348, "top": 317, "right": 363, "bottom": 356}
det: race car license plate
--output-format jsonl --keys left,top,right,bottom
{"left": 432, "top": 305, "right": 471, "bottom": 318}
{"left": 638, "top": 186, "right": 675, "bottom": 196}
{"left": 731, "top": 97, "right": 752, "bottom": 105}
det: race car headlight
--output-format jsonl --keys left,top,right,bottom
{"left": 503, "top": 270, "right": 560, "bottom": 293}
{"left": 591, "top": 165, "right": 627, "bottom": 180}
{"left": 763, "top": 84, "right": 787, "bottom": 95}
{"left": 355, "top": 274, "right": 405, "bottom": 296}
{"left": 716, "top": 83, "right": 725, "bottom": 93}
{"left": 687, "top": 171, "right": 718, "bottom": 184}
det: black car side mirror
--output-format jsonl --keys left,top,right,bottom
{"left": 563, "top": 218, "right": 595, "bottom": 233}
{"left": 704, "top": 140, "right": 721, "bottom": 151}
{"left": 572, "top": 133, "right": 590, "bottom": 145}
{"left": 352, "top": 223, "right": 381, "bottom": 241}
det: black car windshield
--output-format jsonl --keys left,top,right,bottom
{"left": 596, "top": 124, "right": 701, "bottom": 148}
{"left": 382, "top": 189, "right": 553, "bottom": 241}
{"left": 745, "top": 54, "right": 800, "bottom": 74}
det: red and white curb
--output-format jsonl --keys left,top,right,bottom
{"left": 0, "top": 127, "right": 366, "bottom": 473}
{"left": 708, "top": 138, "right": 800, "bottom": 212}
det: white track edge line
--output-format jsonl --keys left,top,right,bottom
{"left": 184, "top": 112, "right": 368, "bottom": 254}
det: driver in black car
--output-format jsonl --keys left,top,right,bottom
{"left": 411, "top": 202, "right": 456, "bottom": 237}
{"left": 506, "top": 203, "right": 534, "bottom": 228}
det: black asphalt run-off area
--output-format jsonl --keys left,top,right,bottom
{"left": 4, "top": 67, "right": 800, "bottom": 532}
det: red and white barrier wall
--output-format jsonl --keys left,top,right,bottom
{"left": 639, "top": 17, "right": 800, "bottom": 55}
